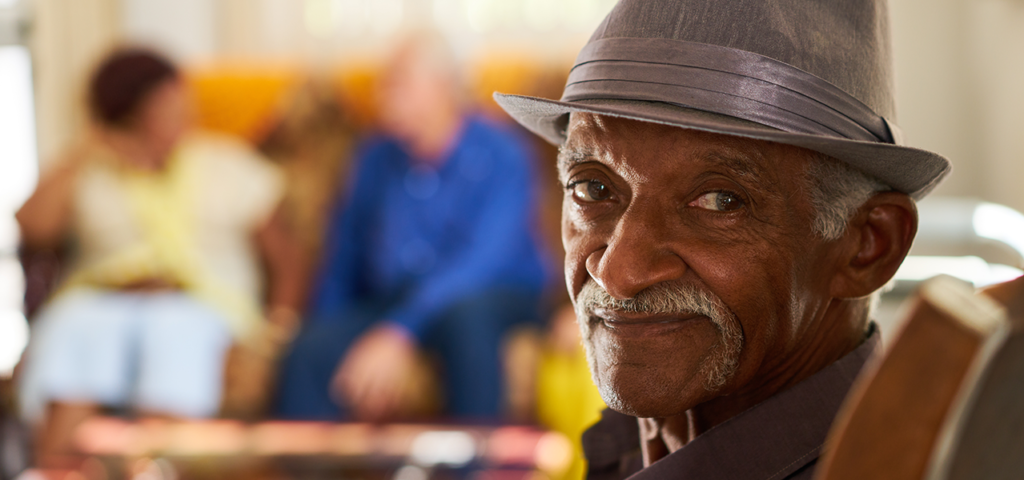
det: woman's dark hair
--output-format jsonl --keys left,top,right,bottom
{"left": 88, "top": 48, "right": 179, "bottom": 127}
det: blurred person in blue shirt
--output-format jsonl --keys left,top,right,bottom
{"left": 276, "top": 32, "right": 554, "bottom": 421}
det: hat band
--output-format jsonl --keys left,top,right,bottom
{"left": 562, "top": 37, "right": 900, "bottom": 145}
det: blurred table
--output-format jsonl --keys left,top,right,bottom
{"left": 46, "top": 418, "right": 572, "bottom": 480}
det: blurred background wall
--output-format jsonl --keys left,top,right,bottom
{"left": 889, "top": 0, "right": 1024, "bottom": 209}
{"left": 12, "top": 0, "right": 1024, "bottom": 206}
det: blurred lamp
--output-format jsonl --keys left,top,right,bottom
{"left": 973, "top": 202, "right": 1024, "bottom": 258}
{"left": 895, "top": 197, "right": 1024, "bottom": 287}
{"left": 916, "top": 197, "right": 1024, "bottom": 261}
{"left": 895, "top": 256, "right": 1022, "bottom": 288}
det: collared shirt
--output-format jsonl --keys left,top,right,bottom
{"left": 583, "top": 327, "right": 881, "bottom": 480}
{"left": 309, "top": 115, "right": 554, "bottom": 339}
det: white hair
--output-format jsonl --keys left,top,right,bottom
{"left": 392, "top": 28, "right": 463, "bottom": 87}
{"left": 806, "top": 153, "right": 889, "bottom": 240}
{"left": 806, "top": 153, "right": 895, "bottom": 314}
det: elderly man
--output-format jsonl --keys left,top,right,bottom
{"left": 276, "top": 33, "right": 552, "bottom": 421}
{"left": 495, "top": 0, "right": 950, "bottom": 478}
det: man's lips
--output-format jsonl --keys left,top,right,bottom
{"left": 591, "top": 308, "right": 705, "bottom": 337}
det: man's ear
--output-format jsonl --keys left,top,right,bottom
{"left": 830, "top": 192, "right": 918, "bottom": 298}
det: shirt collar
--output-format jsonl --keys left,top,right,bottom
{"left": 585, "top": 325, "right": 881, "bottom": 480}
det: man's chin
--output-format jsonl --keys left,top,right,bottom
{"left": 600, "top": 388, "right": 702, "bottom": 419}
{"left": 594, "top": 370, "right": 720, "bottom": 419}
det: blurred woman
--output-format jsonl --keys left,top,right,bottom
{"left": 14, "top": 48, "right": 304, "bottom": 467}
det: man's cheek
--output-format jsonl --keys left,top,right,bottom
{"left": 560, "top": 205, "right": 579, "bottom": 260}
{"left": 561, "top": 218, "right": 593, "bottom": 299}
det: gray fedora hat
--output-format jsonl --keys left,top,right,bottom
{"left": 495, "top": 0, "right": 951, "bottom": 199}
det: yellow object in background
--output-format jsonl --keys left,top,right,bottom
{"left": 536, "top": 332, "right": 606, "bottom": 480}
{"left": 186, "top": 64, "right": 300, "bottom": 142}
{"left": 181, "top": 51, "right": 575, "bottom": 144}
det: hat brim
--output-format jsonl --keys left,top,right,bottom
{"left": 494, "top": 93, "right": 951, "bottom": 200}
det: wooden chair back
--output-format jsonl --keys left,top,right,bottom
{"left": 815, "top": 275, "right": 1024, "bottom": 480}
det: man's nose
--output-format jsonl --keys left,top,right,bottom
{"left": 586, "top": 206, "right": 687, "bottom": 300}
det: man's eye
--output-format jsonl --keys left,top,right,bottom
{"left": 570, "top": 180, "right": 611, "bottom": 202}
{"left": 691, "top": 191, "right": 745, "bottom": 212}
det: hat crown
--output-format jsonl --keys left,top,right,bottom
{"left": 587, "top": 0, "right": 895, "bottom": 120}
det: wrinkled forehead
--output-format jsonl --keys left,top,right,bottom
{"left": 561, "top": 112, "right": 816, "bottom": 185}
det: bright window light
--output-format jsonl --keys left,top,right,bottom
{"left": 433, "top": 0, "right": 463, "bottom": 32}
{"left": 0, "top": 45, "right": 38, "bottom": 214}
{"left": 369, "top": 0, "right": 402, "bottom": 35}
{"left": 0, "top": 310, "right": 29, "bottom": 378}
{"left": 304, "top": 0, "right": 336, "bottom": 38}
{"left": 894, "top": 255, "right": 1023, "bottom": 287}
{"left": 465, "top": 0, "right": 494, "bottom": 33}
{"left": 524, "top": 0, "right": 559, "bottom": 31}
{"left": 336, "top": 0, "right": 368, "bottom": 34}
{"left": 973, "top": 202, "right": 1024, "bottom": 259}
{"left": 0, "top": 45, "right": 35, "bottom": 378}
{"left": 0, "top": 256, "right": 27, "bottom": 377}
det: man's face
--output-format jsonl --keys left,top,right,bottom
{"left": 377, "top": 47, "right": 452, "bottom": 143}
{"left": 561, "top": 113, "right": 839, "bottom": 418}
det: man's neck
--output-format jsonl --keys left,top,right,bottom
{"left": 639, "top": 299, "right": 869, "bottom": 466}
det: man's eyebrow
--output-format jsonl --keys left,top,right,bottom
{"left": 557, "top": 145, "right": 590, "bottom": 172}
{"left": 702, "top": 150, "right": 767, "bottom": 182}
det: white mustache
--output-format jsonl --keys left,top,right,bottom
{"left": 574, "top": 278, "right": 743, "bottom": 391}
{"left": 575, "top": 278, "right": 725, "bottom": 320}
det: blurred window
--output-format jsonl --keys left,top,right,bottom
{"left": 0, "top": 44, "right": 37, "bottom": 377}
